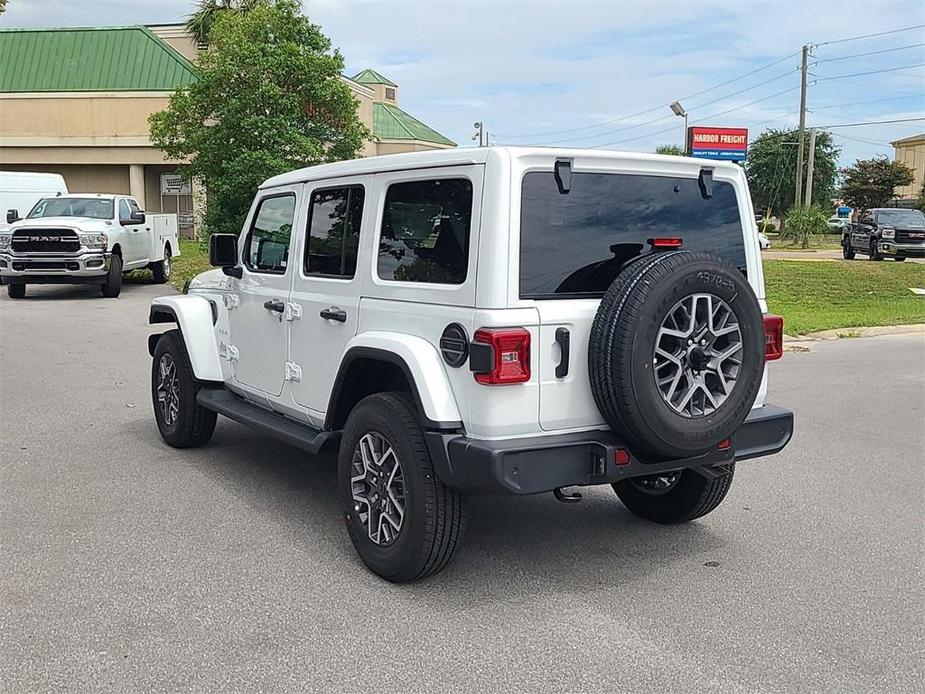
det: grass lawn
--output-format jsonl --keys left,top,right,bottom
{"left": 169, "top": 239, "right": 212, "bottom": 292}
{"left": 125, "top": 239, "right": 211, "bottom": 292}
{"left": 764, "top": 259, "right": 925, "bottom": 334}
{"left": 765, "top": 232, "right": 842, "bottom": 251}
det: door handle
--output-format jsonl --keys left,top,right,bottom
{"left": 555, "top": 327, "right": 570, "bottom": 378}
{"left": 264, "top": 299, "right": 285, "bottom": 313}
{"left": 320, "top": 306, "right": 347, "bottom": 323}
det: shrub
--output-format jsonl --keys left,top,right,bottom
{"left": 782, "top": 205, "right": 829, "bottom": 248}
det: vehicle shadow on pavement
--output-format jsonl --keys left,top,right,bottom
{"left": 149, "top": 419, "right": 728, "bottom": 600}
{"left": 0, "top": 284, "right": 146, "bottom": 300}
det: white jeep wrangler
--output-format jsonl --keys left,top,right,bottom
{"left": 147, "top": 147, "right": 793, "bottom": 582}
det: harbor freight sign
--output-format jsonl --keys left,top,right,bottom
{"left": 688, "top": 127, "right": 748, "bottom": 161}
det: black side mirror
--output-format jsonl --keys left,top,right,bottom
{"left": 121, "top": 211, "right": 146, "bottom": 225}
{"left": 210, "top": 234, "right": 242, "bottom": 278}
{"left": 6, "top": 209, "right": 20, "bottom": 224}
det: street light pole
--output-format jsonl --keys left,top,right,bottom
{"left": 669, "top": 101, "right": 688, "bottom": 153}
{"left": 472, "top": 121, "right": 485, "bottom": 147}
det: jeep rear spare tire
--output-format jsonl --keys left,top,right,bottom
{"left": 589, "top": 251, "right": 765, "bottom": 459}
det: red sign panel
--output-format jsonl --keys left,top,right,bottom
{"left": 687, "top": 127, "right": 749, "bottom": 160}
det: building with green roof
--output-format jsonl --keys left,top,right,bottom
{"left": 1, "top": 24, "right": 454, "bottom": 237}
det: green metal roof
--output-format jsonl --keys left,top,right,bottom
{"left": 373, "top": 102, "right": 455, "bottom": 146}
{"left": 0, "top": 27, "right": 197, "bottom": 92}
{"left": 352, "top": 68, "right": 397, "bottom": 87}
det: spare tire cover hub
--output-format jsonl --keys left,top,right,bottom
{"left": 654, "top": 292, "right": 743, "bottom": 417}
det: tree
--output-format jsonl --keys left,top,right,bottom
{"left": 782, "top": 204, "right": 828, "bottom": 248}
{"left": 655, "top": 144, "right": 686, "bottom": 156}
{"left": 151, "top": 0, "right": 369, "bottom": 235}
{"left": 186, "top": 0, "right": 265, "bottom": 46}
{"left": 916, "top": 180, "right": 925, "bottom": 213}
{"left": 0, "top": 0, "right": 8, "bottom": 15}
{"left": 745, "top": 128, "right": 840, "bottom": 224}
{"left": 840, "top": 157, "right": 914, "bottom": 212}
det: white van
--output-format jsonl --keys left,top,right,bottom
{"left": 0, "top": 172, "right": 68, "bottom": 229}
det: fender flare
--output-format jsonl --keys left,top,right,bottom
{"left": 148, "top": 295, "right": 223, "bottom": 382}
{"left": 328, "top": 332, "right": 463, "bottom": 430}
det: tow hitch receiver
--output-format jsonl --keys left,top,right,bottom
{"left": 553, "top": 486, "right": 582, "bottom": 503}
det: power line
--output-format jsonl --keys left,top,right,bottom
{"left": 810, "top": 93, "right": 925, "bottom": 111}
{"left": 591, "top": 88, "right": 800, "bottom": 149}
{"left": 532, "top": 69, "right": 797, "bottom": 146}
{"left": 815, "top": 23, "right": 925, "bottom": 47}
{"left": 831, "top": 132, "right": 892, "bottom": 147}
{"left": 814, "top": 42, "right": 925, "bottom": 63}
{"left": 818, "top": 116, "right": 925, "bottom": 128}
{"left": 815, "top": 62, "right": 925, "bottom": 81}
{"left": 494, "top": 50, "right": 800, "bottom": 139}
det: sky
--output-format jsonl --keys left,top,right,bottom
{"left": 3, "top": 0, "right": 924, "bottom": 166}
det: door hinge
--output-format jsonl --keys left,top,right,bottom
{"left": 223, "top": 294, "right": 240, "bottom": 310}
{"left": 219, "top": 343, "right": 239, "bottom": 362}
{"left": 285, "top": 302, "right": 303, "bottom": 321}
{"left": 285, "top": 361, "right": 302, "bottom": 382}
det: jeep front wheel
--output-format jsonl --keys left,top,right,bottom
{"left": 339, "top": 392, "right": 466, "bottom": 582}
{"left": 614, "top": 465, "right": 735, "bottom": 524}
{"left": 151, "top": 329, "right": 217, "bottom": 448}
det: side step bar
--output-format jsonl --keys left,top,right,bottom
{"left": 196, "top": 387, "right": 339, "bottom": 455}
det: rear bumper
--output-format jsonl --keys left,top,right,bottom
{"left": 426, "top": 404, "right": 793, "bottom": 495}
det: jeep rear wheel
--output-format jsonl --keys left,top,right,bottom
{"left": 589, "top": 251, "right": 765, "bottom": 459}
{"left": 151, "top": 329, "right": 217, "bottom": 448}
{"left": 614, "top": 465, "right": 735, "bottom": 524}
{"left": 339, "top": 392, "right": 466, "bottom": 582}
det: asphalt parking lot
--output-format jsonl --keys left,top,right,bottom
{"left": 1, "top": 282, "right": 923, "bottom": 693}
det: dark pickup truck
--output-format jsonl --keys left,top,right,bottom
{"left": 842, "top": 208, "right": 925, "bottom": 261}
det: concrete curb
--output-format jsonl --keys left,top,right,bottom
{"left": 784, "top": 323, "right": 925, "bottom": 345}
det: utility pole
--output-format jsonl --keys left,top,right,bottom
{"left": 803, "top": 127, "right": 817, "bottom": 206}
{"left": 794, "top": 44, "right": 810, "bottom": 207}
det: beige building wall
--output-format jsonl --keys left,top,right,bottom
{"left": 148, "top": 25, "right": 200, "bottom": 62}
{"left": 376, "top": 140, "right": 454, "bottom": 155}
{"left": 893, "top": 134, "right": 925, "bottom": 200}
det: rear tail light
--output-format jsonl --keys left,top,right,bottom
{"left": 763, "top": 314, "right": 783, "bottom": 361}
{"left": 648, "top": 237, "right": 683, "bottom": 249}
{"left": 473, "top": 328, "right": 531, "bottom": 385}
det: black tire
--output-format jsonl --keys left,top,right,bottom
{"left": 842, "top": 237, "right": 855, "bottom": 260}
{"left": 151, "top": 329, "right": 217, "bottom": 448}
{"left": 339, "top": 392, "right": 466, "bottom": 582}
{"left": 7, "top": 283, "right": 25, "bottom": 299}
{"left": 100, "top": 254, "right": 123, "bottom": 297}
{"left": 589, "top": 251, "right": 765, "bottom": 459}
{"left": 869, "top": 240, "right": 882, "bottom": 261}
{"left": 151, "top": 247, "right": 171, "bottom": 284}
{"left": 614, "top": 465, "right": 735, "bottom": 524}
{"left": 895, "top": 256, "right": 906, "bottom": 262}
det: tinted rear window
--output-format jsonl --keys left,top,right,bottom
{"left": 520, "top": 172, "right": 746, "bottom": 298}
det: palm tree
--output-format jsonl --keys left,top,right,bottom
{"left": 186, "top": 0, "right": 263, "bottom": 46}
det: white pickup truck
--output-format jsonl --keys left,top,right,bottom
{"left": 0, "top": 193, "right": 179, "bottom": 298}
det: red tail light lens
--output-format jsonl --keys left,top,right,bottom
{"left": 473, "top": 328, "right": 531, "bottom": 385}
{"left": 764, "top": 314, "right": 783, "bottom": 361}
{"left": 649, "top": 237, "right": 683, "bottom": 249}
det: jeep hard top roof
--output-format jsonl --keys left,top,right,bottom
{"left": 260, "top": 146, "right": 744, "bottom": 190}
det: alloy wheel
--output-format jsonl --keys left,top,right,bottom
{"left": 155, "top": 353, "right": 180, "bottom": 426}
{"left": 351, "top": 432, "right": 405, "bottom": 546}
{"left": 653, "top": 293, "right": 743, "bottom": 417}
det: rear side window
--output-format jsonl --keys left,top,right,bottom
{"left": 244, "top": 194, "right": 295, "bottom": 274}
{"left": 378, "top": 178, "right": 472, "bottom": 284}
{"left": 520, "top": 172, "right": 746, "bottom": 298}
{"left": 305, "top": 186, "right": 365, "bottom": 278}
